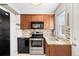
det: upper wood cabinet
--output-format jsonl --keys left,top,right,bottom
{"left": 43, "top": 15, "right": 50, "bottom": 29}
{"left": 20, "top": 14, "right": 55, "bottom": 29}
{"left": 21, "top": 15, "right": 32, "bottom": 29}
{"left": 21, "top": 15, "right": 26, "bottom": 29}
{"left": 31, "top": 14, "right": 43, "bottom": 21}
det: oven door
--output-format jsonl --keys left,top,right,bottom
{"left": 31, "top": 40, "right": 42, "bottom": 47}
{"left": 30, "top": 38, "right": 44, "bottom": 54}
{"left": 30, "top": 38, "right": 43, "bottom": 48}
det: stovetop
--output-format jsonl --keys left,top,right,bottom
{"left": 30, "top": 36, "right": 44, "bottom": 38}
{"left": 30, "top": 34, "right": 44, "bottom": 38}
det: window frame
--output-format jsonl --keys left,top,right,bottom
{"left": 56, "top": 10, "right": 66, "bottom": 38}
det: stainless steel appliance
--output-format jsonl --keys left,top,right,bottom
{"left": 31, "top": 22, "right": 44, "bottom": 29}
{"left": 30, "top": 31, "right": 44, "bottom": 55}
{"left": 30, "top": 38, "right": 44, "bottom": 55}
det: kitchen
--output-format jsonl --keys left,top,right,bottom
{"left": 0, "top": 3, "right": 79, "bottom": 56}
{"left": 16, "top": 3, "right": 72, "bottom": 56}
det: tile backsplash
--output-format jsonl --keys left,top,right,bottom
{"left": 21, "top": 29, "right": 52, "bottom": 37}
{"left": 17, "top": 28, "right": 70, "bottom": 41}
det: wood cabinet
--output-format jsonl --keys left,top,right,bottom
{"left": 31, "top": 14, "right": 43, "bottom": 21}
{"left": 44, "top": 15, "right": 50, "bottom": 29}
{"left": 45, "top": 40, "right": 72, "bottom": 56}
{"left": 21, "top": 15, "right": 26, "bottom": 29}
{"left": 45, "top": 40, "right": 50, "bottom": 56}
{"left": 20, "top": 14, "right": 55, "bottom": 29}
{"left": 21, "top": 15, "right": 31, "bottom": 29}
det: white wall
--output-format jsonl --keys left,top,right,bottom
{"left": 0, "top": 6, "right": 19, "bottom": 56}
{"left": 16, "top": 15, "right": 23, "bottom": 38}
{"left": 71, "top": 4, "right": 79, "bottom": 56}
{"left": 65, "top": 3, "right": 79, "bottom": 56}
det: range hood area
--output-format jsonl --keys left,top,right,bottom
{"left": 31, "top": 22, "right": 44, "bottom": 29}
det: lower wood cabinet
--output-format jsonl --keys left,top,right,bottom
{"left": 45, "top": 40, "right": 72, "bottom": 56}
{"left": 45, "top": 41, "right": 50, "bottom": 56}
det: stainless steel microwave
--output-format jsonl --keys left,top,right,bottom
{"left": 31, "top": 22, "right": 44, "bottom": 29}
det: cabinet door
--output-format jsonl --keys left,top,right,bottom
{"left": 21, "top": 15, "right": 26, "bottom": 29}
{"left": 25, "top": 15, "right": 31, "bottom": 29}
{"left": 64, "top": 45, "right": 71, "bottom": 56}
{"left": 49, "top": 45, "right": 56, "bottom": 56}
{"left": 21, "top": 15, "right": 31, "bottom": 29}
{"left": 43, "top": 15, "right": 50, "bottom": 29}
{"left": 54, "top": 45, "right": 71, "bottom": 56}
{"left": 45, "top": 41, "right": 50, "bottom": 56}
{"left": 48, "top": 45, "right": 71, "bottom": 56}
{"left": 54, "top": 45, "right": 65, "bottom": 56}
{"left": 31, "top": 15, "right": 43, "bottom": 21}
{"left": 50, "top": 15, "right": 55, "bottom": 29}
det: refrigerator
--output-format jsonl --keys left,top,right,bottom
{"left": 0, "top": 8, "right": 10, "bottom": 56}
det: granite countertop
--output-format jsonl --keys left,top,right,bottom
{"left": 17, "top": 29, "right": 72, "bottom": 45}
{"left": 44, "top": 35, "right": 72, "bottom": 45}
{"left": 17, "top": 34, "right": 72, "bottom": 45}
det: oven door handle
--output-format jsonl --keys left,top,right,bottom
{"left": 30, "top": 38, "right": 43, "bottom": 40}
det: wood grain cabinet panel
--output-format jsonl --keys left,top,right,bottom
{"left": 20, "top": 14, "right": 55, "bottom": 29}
{"left": 50, "top": 15, "right": 55, "bottom": 29}
{"left": 21, "top": 15, "right": 27, "bottom": 29}
{"left": 49, "top": 45, "right": 56, "bottom": 56}
{"left": 31, "top": 15, "right": 43, "bottom": 21}
{"left": 25, "top": 15, "right": 31, "bottom": 29}
{"left": 53, "top": 45, "right": 71, "bottom": 56}
{"left": 45, "top": 40, "right": 72, "bottom": 56}
{"left": 21, "top": 15, "right": 32, "bottom": 29}
{"left": 45, "top": 40, "right": 50, "bottom": 56}
{"left": 43, "top": 15, "right": 50, "bottom": 29}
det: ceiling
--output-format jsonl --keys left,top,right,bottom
{"left": 9, "top": 3, "right": 59, "bottom": 14}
